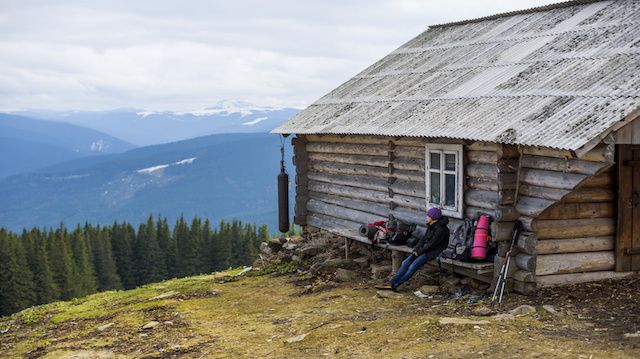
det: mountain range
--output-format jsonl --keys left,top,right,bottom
{"left": 0, "top": 113, "right": 136, "bottom": 178}
{"left": 17, "top": 101, "right": 300, "bottom": 146}
{"left": 0, "top": 132, "right": 294, "bottom": 232}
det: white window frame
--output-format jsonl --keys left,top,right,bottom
{"left": 425, "top": 143, "right": 464, "bottom": 218}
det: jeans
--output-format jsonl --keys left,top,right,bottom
{"left": 390, "top": 251, "right": 436, "bottom": 288}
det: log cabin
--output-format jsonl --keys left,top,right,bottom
{"left": 273, "top": 0, "right": 640, "bottom": 294}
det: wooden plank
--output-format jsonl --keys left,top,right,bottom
{"left": 534, "top": 218, "right": 615, "bottom": 239}
{"left": 515, "top": 196, "right": 555, "bottom": 218}
{"left": 293, "top": 136, "right": 309, "bottom": 225}
{"left": 519, "top": 184, "right": 570, "bottom": 201}
{"left": 535, "top": 251, "right": 615, "bottom": 275}
{"left": 522, "top": 146, "right": 573, "bottom": 159}
{"left": 537, "top": 237, "right": 615, "bottom": 254}
{"left": 616, "top": 145, "right": 633, "bottom": 271}
{"left": 536, "top": 271, "right": 635, "bottom": 287}
{"left": 520, "top": 155, "right": 607, "bottom": 175}
{"left": 520, "top": 168, "right": 587, "bottom": 190}
{"left": 562, "top": 188, "right": 615, "bottom": 203}
{"left": 538, "top": 202, "right": 615, "bottom": 220}
{"left": 428, "top": 262, "right": 493, "bottom": 284}
{"left": 580, "top": 172, "right": 614, "bottom": 187}
{"left": 438, "top": 257, "right": 494, "bottom": 271}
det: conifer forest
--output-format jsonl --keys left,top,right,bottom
{"left": 0, "top": 215, "right": 275, "bottom": 316}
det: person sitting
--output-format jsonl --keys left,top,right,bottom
{"left": 378, "top": 207, "right": 450, "bottom": 291}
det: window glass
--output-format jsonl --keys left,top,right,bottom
{"left": 430, "top": 172, "right": 440, "bottom": 204}
{"left": 430, "top": 152, "right": 441, "bottom": 170}
{"left": 445, "top": 173, "right": 456, "bottom": 207}
{"left": 445, "top": 153, "right": 456, "bottom": 171}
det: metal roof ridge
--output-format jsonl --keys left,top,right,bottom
{"left": 429, "top": 0, "right": 608, "bottom": 29}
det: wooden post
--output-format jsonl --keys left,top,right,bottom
{"left": 391, "top": 250, "right": 405, "bottom": 274}
{"left": 344, "top": 238, "right": 352, "bottom": 260}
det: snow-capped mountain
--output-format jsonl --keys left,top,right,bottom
{"left": 17, "top": 101, "right": 300, "bottom": 146}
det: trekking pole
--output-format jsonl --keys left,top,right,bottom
{"left": 491, "top": 220, "right": 522, "bottom": 304}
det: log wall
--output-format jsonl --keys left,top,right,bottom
{"left": 511, "top": 144, "right": 617, "bottom": 290}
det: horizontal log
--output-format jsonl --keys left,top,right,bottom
{"left": 467, "top": 142, "right": 519, "bottom": 157}
{"left": 466, "top": 163, "right": 498, "bottom": 180}
{"left": 306, "top": 214, "right": 368, "bottom": 245}
{"left": 467, "top": 174, "right": 517, "bottom": 191}
{"left": 520, "top": 155, "right": 607, "bottom": 175}
{"left": 465, "top": 205, "right": 519, "bottom": 222}
{"left": 305, "top": 134, "right": 428, "bottom": 147}
{"left": 467, "top": 150, "right": 498, "bottom": 164}
{"left": 536, "top": 251, "right": 615, "bottom": 275}
{"left": 536, "top": 237, "right": 614, "bottom": 255}
{"left": 309, "top": 191, "right": 389, "bottom": 219}
{"left": 536, "top": 271, "right": 636, "bottom": 288}
{"left": 537, "top": 202, "right": 615, "bottom": 220}
{"left": 307, "top": 199, "right": 382, "bottom": 225}
{"left": 516, "top": 232, "right": 537, "bottom": 255}
{"left": 308, "top": 171, "right": 425, "bottom": 198}
{"left": 580, "top": 143, "right": 614, "bottom": 163}
{"left": 562, "top": 188, "right": 615, "bottom": 203}
{"left": 308, "top": 152, "right": 425, "bottom": 171}
{"left": 309, "top": 160, "right": 425, "bottom": 182}
{"left": 579, "top": 172, "right": 614, "bottom": 188}
{"left": 464, "top": 189, "right": 514, "bottom": 209}
{"left": 520, "top": 169, "right": 587, "bottom": 190}
{"left": 515, "top": 254, "right": 535, "bottom": 272}
{"left": 534, "top": 218, "right": 615, "bottom": 239}
{"left": 307, "top": 142, "right": 388, "bottom": 156}
{"left": 520, "top": 216, "right": 535, "bottom": 232}
{"left": 515, "top": 196, "right": 555, "bottom": 218}
{"left": 309, "top": 180, "right": 388, "bottom": 204}
{"left": 513, "top": 270, "right": 535, "bottom": 283}
{"left": 518, "top": 185, "right": 569, "bottom": 201}
{"left": 491, "top": 222, "right": 517, "bottom": 242}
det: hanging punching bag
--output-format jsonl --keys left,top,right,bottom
{"left": 278, "top": 136, "right": 290, "bottom": 233}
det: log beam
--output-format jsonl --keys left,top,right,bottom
{"left": 535, "top": 251, "right": 615, "bottom": 275}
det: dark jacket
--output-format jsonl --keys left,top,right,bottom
{"left": 414, "top": 216, "right": 450, "bottom": 257}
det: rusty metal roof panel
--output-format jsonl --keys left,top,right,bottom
{"left": 273, "top": 0, "right": 640, "bottom": 151}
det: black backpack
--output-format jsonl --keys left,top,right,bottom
{"left": 440, "top": 218, "right": 475, "bottom": 261}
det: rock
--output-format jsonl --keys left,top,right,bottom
{"left": 438, "top": 317, "right": 489, "bottom": 325}
{"left": 291, "top": 255, "right": 302, "bottom": 263}
{"left": 335, "top": 268, "right": 357, "bottom": 282}
{"left": 268, "top": 239, "right": 284, "bottom": 252}
{"left": 353, "top": 256, "right": 370, "bottom": 269}
{"left": 624, "top": 331, "right": 640, "bottom": 339}
{"left": 298, "top": 246, "right": 320, "bottom": 259}
{"left": 142, "top": 321, "right": 161, "bottom": 330}
{"left": 471, "top": 306, "right": 494, "bottom": 317}
{"left": 492, "top": 313, "right": 515, "bottom": 321}
{"left": 542, "top": 305, "right": 558, "bottom": 315}
{"left": 259, "top": 242, "right": 272, "bottom": 255}
{"left": 310, "top": 259, "right": 355, "bottom": 275}
{"left": 97, "top": 323, "right": 114, "bottom": 332}
{"left": 441, "top": 276, "right": 460, "bottom": 289}
{"left": 285, "top": 332, "right": 310, "bottom": 343}
{"left": 376, "top": 290, "right": 404, "bottom": 299}
{"left": 510, "top": 305, "right": 537, "bottom": 316}
{"left": 277, "top": 237, "right": 288, "bottom": 244}
{"left": 419, "top": 285, "right": 440, "bottom": 295}
{"left": 282, "top": 242, "right": 298, "bottom": 251}
{"left": 149, "top": 291, "right": 179, "bottom": 301}
{"left": 163, "top": 321, "right": 174, "bottom": 326}
{"left": 370, "top": 263, "right": 392, "bottom": 279}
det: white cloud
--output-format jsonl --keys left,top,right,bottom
{"left": 0, "top": 0, "right": 558, "bottom": 112}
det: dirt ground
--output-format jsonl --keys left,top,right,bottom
{"left": 1, "top": 266, "right": 639, "bottom": 359}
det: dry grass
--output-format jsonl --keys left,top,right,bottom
{"left": 1, "top": 267, "right": 639, "bottom": 358}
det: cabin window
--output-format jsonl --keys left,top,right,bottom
{"left": 425, "top": 144, "right": 463, "bottom": 218}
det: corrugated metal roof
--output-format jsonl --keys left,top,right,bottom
{"left": 273, "top": 0, "right": 640, "bottom": 152}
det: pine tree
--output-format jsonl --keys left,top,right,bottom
{"left": 0, "top": 231, "right": 36, "bottom": 315}
{"left": 27, "top": 229, "right": 59, "bottom": 304}
{"left": 91, "top": 228, "right": 122, "bottom": 291}
{"left": 212, "top": 220, "right": 232, "bottom": 271}
{"left": 156, "top": 217, "right": 176, "bottom": 279}
{"left": 70, "top": 226, "right": 97, "bottom": 297}
{"left": 48, "top": 225, "right": 76, "bottom": 300}
{"left": 133, "top": 215, "right": 166, "bottom": 285}
{"left": 174, "top": 215, "right": 195, "bottom": 276}
{"left": 110, "top": 222, "right": 136, "bottom": 289}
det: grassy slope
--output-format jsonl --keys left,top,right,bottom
{"left": 1, "top": 268, "right": 638, "bottom": 359}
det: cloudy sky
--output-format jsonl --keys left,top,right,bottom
{"left": 0, "top": 0, "right": 558, "bottom": 112}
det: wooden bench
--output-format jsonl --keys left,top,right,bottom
{"left": 339, "top": 230, "right": 494, "bottom": 283}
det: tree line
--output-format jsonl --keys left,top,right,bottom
{"left": 0, "top": 215, "right": 271, "bottom": 316}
